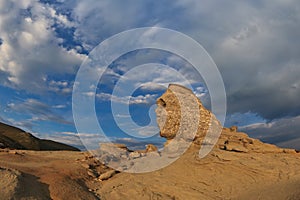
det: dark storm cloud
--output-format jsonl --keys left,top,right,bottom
{"left": 241, "top": 116, "right": 300, "bottom": 150}
{"left": 65, "top": 0, "right": 300, "bottom": 120}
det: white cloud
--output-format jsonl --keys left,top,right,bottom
{"left": 72, "top": 0, "right": 168, "bottom": 50}
{"left": 134, "top": 126, "right": 159, "bottom": 137}
{"left": 95, "top": 93, "right": 158, "bottom": 105}
{"left": 7, "top": 99, "right": 71, "bottom": 125}
{"left": 0, "top": 117, "right": 34, "bottom": 131}
{"left": 48, "top": 80, "right": 73, "bottom": 95}
{"left": 0, "top": 0, "right": 86, "bottom": 93}
{"left": 42, "top": 134, "right": 83, "bottom": 148}
{"left": 112, "top": 56, "right": 202, "bottom": 95}
{"left": 194, "top": 86, "right": 207, "bottom": 99}
{"left": 52, "top": 105, "right": 66, "bottom": 109}
{"left": 48, "top": 6, "right": 74, "bottom": 28}
{"left": 139, "top": 82, "right": 167, "bottom": 92}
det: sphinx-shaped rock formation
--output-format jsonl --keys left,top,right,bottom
{"left": 156, "top": 84, "right": 298, "bottom": 155}
{"left": 156, "top": 84, "right": 221, "bottom": 146}
{"left": 95, "top": 84, "right": 298, "bottom": 174}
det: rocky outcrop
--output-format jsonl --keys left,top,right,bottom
{"left": 95, "top": 84, "right": 298, "bottom": 174}
{"left": 219, "top": 130, "right": 298, "bottom": 154}
{"left": 145, "top": 144, "right": 158, "bottom": 152}
{"left": 95, "top": 84, "right": 218, "bottom": 172}
{"left": 156, "top": 84, "right": 298, "bottom": 155}
{"left": 156, "top": 84, "right": 221, "bottom": 145}
{"left": 96, "top": 142, "right": 161, "bottom": 172}
{"left": 0, "top": 167, "right": 20, "bottom": 200}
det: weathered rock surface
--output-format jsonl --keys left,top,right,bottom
{"left": 0, "top": 167, "right": 20, "bottom": 200}
{"left": 145, "top": 144, "right": 158, "bottom": 152}
{"left": 156, "top": 84, "right": 221, "bottom": 146}
{"left": 0, "top": 167, "right": 51, "bottom": 200}
{"left": 94, "top": 84, "right": 299, "bottom": 174}
{"left": 156, "top": 84, "right": 298, "bottom": 155}
{"left": 99, "top": 170, "right": 116, "bottom": 181}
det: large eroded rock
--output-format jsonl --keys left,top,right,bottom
{"left": 156, "top": 84, "right": 221, "bottom": 144}
{"left": 155, "top": 84, "right": 298, "bottom": 154}
{"left": 94, "top": 84, "right": 298, "bottom": 173}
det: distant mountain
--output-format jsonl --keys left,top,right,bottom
{"left": 0, "top": 122, "right": 79, "bottom": 151}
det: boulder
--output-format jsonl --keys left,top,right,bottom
{"left": 156, "top": 84, "right": 221, "bottom": 145}
{"left": 129, "top": 152, "right": 141, "bottom": 159}
{"left": 81, "top": 163, "right": 90, "bottom": 169}
{"left": 99, "top": 170, "right": 116, "bottom": 181}
{"left": 0, "top": 142, "right": 6, "bottom": 148}
{"left": 146, "top": 144, "right": 158, "bottom": 153}
{"left": 229, "top": 126, "right": 238, "bottom": 132}
{"left": 224, "top": 142, "right": 249, "bottom": 153}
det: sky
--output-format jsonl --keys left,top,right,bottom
{"left": 0, "top": 0, "right": 299, "bottom": 150}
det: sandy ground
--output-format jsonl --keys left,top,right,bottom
{"left": 0, "top": 134, "right": 299, "bottom": 200}
{"left": 97, "top": 144, "right": 300, "bottom": 200}
{"left": 0, "top": 150, "right": 100, "bottom": 200}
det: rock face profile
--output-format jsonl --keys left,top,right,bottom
{"left": 156, "top": 84, "right": 298, "bottom": 155}
{"left": 156, "top": 84, "right": 221, "bottom": 145}
{"left": 0, "top": 84, "right": 299, "bottom": 200}
{"left": 95, "top": 85, "right": 218, "bottom": 172}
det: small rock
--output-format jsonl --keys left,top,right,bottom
{"left": 241, "top": 138, "right": 254, "bottom": 144}
{"left": 81, "top": 163, "right": 90, "bottom": 169}
{"left": 224, "top": 143, "right": 249, "bottom": 153}
{"left": 283, "top": 149, "right": 297, "bottom": 154}
{"left": 0, "top": 143, "right": 6, "bottom": 148}
{"left": 99, "top": 170, "right": 116, "bottom": 181}
{"left": 219, "top": 144, "right": 226, "bottom": 150}
{"left": 87, "top": 169, "right": 98, "bottom": 178}
{"left": 129, "top": 151, "right": 141, "bottom": 159}
{"left": 140, "top": 153, "right": 146, "bottom": 157}
{"left": 229, "top": 126, "right": 238, "bottom": 132}
{"left": 121, "top": 154, "right": 128, "bottom": 159}
{"left": 146, "top": 144, "right": 158, "bottom": 152}
{"left": 9, "top": 151, "right": 23, "bottom": 155}
{"left": 113, "top": 143, "right": 128, "bottom": 150}
{"left": 99, "top": 143, "right": 128, "bottom": 158}
{"left": 120, "top": 165, "right": 128, "bottom": 170}
{"left": 147, "top": 151, "right": 160, "bottom": 158}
